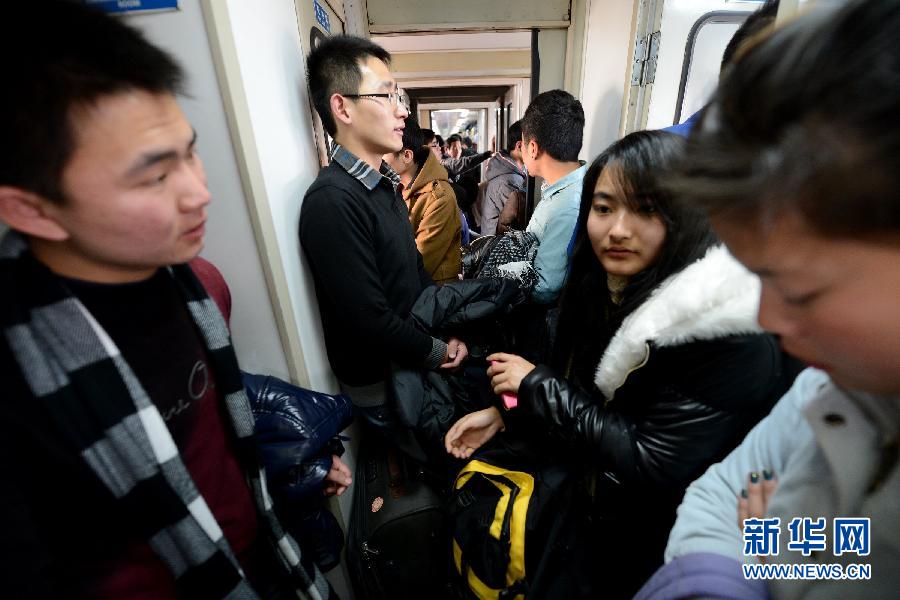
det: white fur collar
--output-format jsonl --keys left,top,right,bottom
{"left": 594, "top": 245, "right": 762, "bottom": 400}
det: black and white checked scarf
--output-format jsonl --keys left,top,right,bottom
{"left": 0, "top": 232, "right": 331, "bottom": 600}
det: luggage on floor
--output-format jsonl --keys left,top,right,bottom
{"left": 448, "top": 447, "right": 593, "bottom": 599}
{"left": 346, "top": 436, "right": 451, "bottom": 599}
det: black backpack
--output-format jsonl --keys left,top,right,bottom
{"left": 448, "top": 445, "right": 593, "bottom": 599}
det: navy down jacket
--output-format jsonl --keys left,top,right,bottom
{"left": 243, "top": 373, "right": 353, "bottom": 500}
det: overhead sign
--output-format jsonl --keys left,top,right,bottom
{"left": 84, "top": 0, "right": 179, "bottom": 14}
{"left": 313, "top": 0, "right": 331, "bottom": 34}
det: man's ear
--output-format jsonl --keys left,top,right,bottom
{"left": 526, "top": 139, "right": 541, "bottom": 160}
{"left": 0, "top": 186, "right": 69, "bottom": 241}
{"left": 330, "top": 93, "right": 353, "bottom": 129}
{"left": 402, "top": 149, "right": 415, "bottom": 165}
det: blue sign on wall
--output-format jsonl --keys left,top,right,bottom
{"left": 313, "top": 0, "right": 332, "bottom": 34}
{"left": 85, "top": 0, "right": 179, "bottom": 14}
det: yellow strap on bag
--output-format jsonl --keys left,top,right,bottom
{"left": 452, "top": 460, "right": 536, "bottom": 599}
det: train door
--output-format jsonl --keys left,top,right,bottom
{"left": 624, "top": 0, "right": 759, "bottom": 133}
{"left": 624, "top": 0, "right": 817, "bottom": 134}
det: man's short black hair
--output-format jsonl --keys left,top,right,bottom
{"left": 521, "top": 90, "right": 584, "bottom": 162}
{"left": 420, "top": 128, "right": 437, "bottom": 145}
{"left": 400, "top": 116, "right": 425, "bottom": 152}
{"left": 447, "top": 134, "right": 463, "bottom": 145}
{"left": 306, "top": 35, "right": 391, "bottom": 137}
{"left": 400, "top": 117, "right": 430, "bottom": 167}
{"left": 435, "top": 134, "right": 445, "bottom": 147}
{"left": 721, "top": 0, "right": 779, "bottom": 71}
{"left": 462, "top": 137, "right": 473, "bottom": 147}
{"left": 0, "top": 1, "right": 184, "bottom": 203}
{"left": 506, "top": 120, "right": 523, "bottom": 153}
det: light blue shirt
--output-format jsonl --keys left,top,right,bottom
{"left": 526, "top": 162, "right": 587, "bottom": 303}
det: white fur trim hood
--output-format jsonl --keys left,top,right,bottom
{"left": 594, "top": 245, "right": 763, "bottom": 400}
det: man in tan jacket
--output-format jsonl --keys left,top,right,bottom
{"left": 384, "top": 117, "right": 462, "bottom": 284}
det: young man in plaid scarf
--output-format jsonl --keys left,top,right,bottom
{"left": 0, "top": 3, "right": 332, "bottom": 598}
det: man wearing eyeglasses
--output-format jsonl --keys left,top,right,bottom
{"left": 300, "top": 36, "right": 467, "bottom": 440}
{"left": 421, "top": 129, "right": 443, "bottom": 161}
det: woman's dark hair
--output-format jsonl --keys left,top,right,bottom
{"left": 720, "top": 0, "right": 779, "bottom": 71}
{"left": 678, "top": 0, "right": 900, "bottom": 238}
{"left": 552, "top": 130, "right": 718, "bottom": 376}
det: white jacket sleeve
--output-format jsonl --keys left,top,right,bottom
{"left": 664, "top": 368, "right": 828, "bottom": 562}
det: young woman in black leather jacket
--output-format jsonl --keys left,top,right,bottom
{"left": 444, "top": 130, "right": 800, "bottom": 598}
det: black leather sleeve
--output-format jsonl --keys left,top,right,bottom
{"left": 516, "top": 335, "right": 784, "bottom": 490}
{"left": 517, "top": 364, "right": 615, "bottom": 462}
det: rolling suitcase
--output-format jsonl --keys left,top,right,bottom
{"left": 346, "top": 436, "right": 450, "bottom": 599}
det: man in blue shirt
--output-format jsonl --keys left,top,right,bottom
{"left": 520, "top": 90, "right": 587, "bottom": 304}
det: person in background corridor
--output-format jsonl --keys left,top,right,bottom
{"left": 477, "top": 119, "right": 527, "bottom": 236}
{"left": 520, "top": 90, "right": 587, "bottom": 304}
{"left": 384, "top": 117, "right": 462, "bottom": 284}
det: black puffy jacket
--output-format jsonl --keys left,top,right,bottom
{"left": 388, "top": 278, "right": 523, "bottom": 463}
{"left": 515, "top": 246, "right": 802, "bottom": 598}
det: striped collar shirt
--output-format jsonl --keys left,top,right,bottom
{"left": 330, "top": 143, "right": 402, "bottom": 192}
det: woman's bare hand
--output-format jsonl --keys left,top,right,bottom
{"left": 444, "top": 407, "right": 505, "bottom": 460}
{"left": 486, "top": 352, "right": 536, "bottom": 395}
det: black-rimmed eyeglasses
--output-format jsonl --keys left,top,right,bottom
{"left": 342, "top": 90, "right": 408, "bottom": 111}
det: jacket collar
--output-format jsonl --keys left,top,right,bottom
{"left": 330, "top": 143, "right": 401, "bottom": 192}
{"left": 485, "top": 151, "right": 526, "bottom": 182}
{"left": 406, "top": 151, "right": 449, "bottom": 197}
{"left": 801, "top": 378, "right": 900, "bottom": 513}
{"left": 540, "top": 162, "right": 587, "bottom": 198}
{"left": 594, "top": 244, "right": 763, "bottom": 399}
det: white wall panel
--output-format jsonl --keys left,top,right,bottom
{"left": 366, "top": 0, "right": 571, "bottom": 29}
{"left": 577, "top": 0, "right": 636, "bottom": 160}
{"left": 537, "top": 28, "right": 568, "bottom": 94}
{"left": 124, "top": 3, "right": 291, "bottom": 379}
{"left": 220, "top": 0, "right": 338, "bottom": 394}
